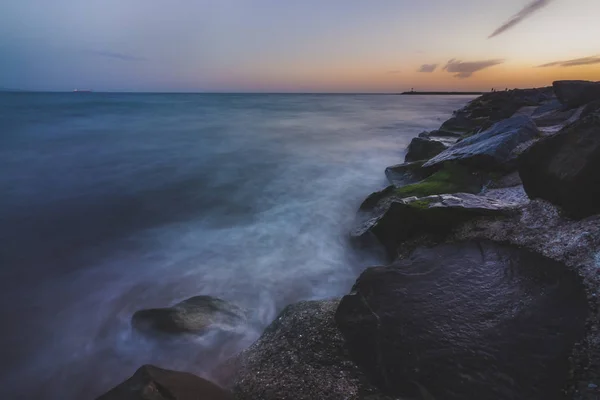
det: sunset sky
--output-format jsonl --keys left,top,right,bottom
{"left": 1, "top": 0, "right": 599, "bottom": 92}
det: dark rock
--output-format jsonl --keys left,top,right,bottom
{"left": 335, "top": 241, "right": 588, "bottom": 400}
{"left": 404, "top": 137, "right": 447, "bottom": 162}
{"left": 353, "top": 193, "right": 517, "bottom": 257}
{"left": 233, "top": 300, "right": 392, "bottom": 400}
{"left": 423, "top": 115, "right": 540, "bottom": 171}
{"left": 384, "top": 160, "right": 431, "bottom": 187}
{"left": 359, "top": 185, "right": 396, "bottom": 212}
{"left": 553, "top": 80, "right": 600, "bottom": 109}
{"left": 132, "top": 296, "right": 246, "bottom": 336}
{"left": 519, "top": 112, "right": 600, "bottom": 218}
{"left": 96, "top": 365, "right": 232, "bottom": 400}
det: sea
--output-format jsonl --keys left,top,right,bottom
{"left": 0, "top": 93, "right": 473, "bottom": 399}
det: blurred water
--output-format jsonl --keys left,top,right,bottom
{"left": 0, "top": 93, "right": 473, "bottom": 399}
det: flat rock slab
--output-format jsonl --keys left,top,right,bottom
{"left": 96, "top": 365, "right": 232, "bottom": 400}
{"left": 423, "top": 115, "right": 540, "bottom": 171}
{"left": 233, "top": 300, "right": 392, "bottom": 400}
{"left": 336, "top": 241, "right": 588, "bottom": 400}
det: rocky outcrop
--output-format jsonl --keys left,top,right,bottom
{"left": 233, "top": 300, "right": 392, "bottom": 400}
{"left": 553, "top": 80, "right": 600, "bottom": 109}
{"left": 132, "top": 296, "right": 247, "bottom": 336}
{"left": 519, "top": 111, "right": 600, "bottom": 218}
{"left": 335, "top": 241, "right": 588, "bottom": 400}
{"left": 96, "top": 365, "right": 232, "bottom": 400}
{"left": 439, "top": 87, "right": 554, "bottom": 135}
{"left": 423, "top": 115, "right": 540, "bottom": 171}
{"left": 353, "top": 193, "right": 517, "bottom": 257}
{"left": 404, "top": 137, "right": 447, "bottom": 162}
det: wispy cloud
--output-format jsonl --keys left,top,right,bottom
{"left": 489, "top": 0, "right": 554, "bottom": 39}
{"left": 443, "top": 59, "right": 504, "bottom": 79}
{"left": 85, "top": 50, "right": 146, "bottom": 62}
{"left": 417, "top": 64, "right": 438, "bottom": 73}
{"left": 538, "top": 55, "right": 600, "bottom": 68}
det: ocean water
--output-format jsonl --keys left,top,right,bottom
{"left": 0, "top": 93, "right": 473, "bottom": 399}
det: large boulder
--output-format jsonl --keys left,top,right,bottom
{"left": 423, "top": 115, "right": 540, "bottom": 171}
{"left": 519, "top": 111, "right": 600, "bottom": 218}
{"left": 335, "top": 241, "right": 588, "bottom": 400}
{"left": 553, "top": 80, "right": 600, "bottom": 109}
{"left": 404, "top": 137, "right": 447, "bottom": 162}
{"left": 233, "top": 300, "right": 391, "bottom": 400}
{"left": 352, "top": 193, "right": 517, "bottom": 257}
{"left": 132, "top": 296, "right": 247, "bottom": 336}
{"left": 96, "top": 365, "right": 232, "bottom": 400}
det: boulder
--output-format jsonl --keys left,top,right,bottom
{"left": 423, "top": 115, "right": 540, "bottom": 171}
{"left": 132, "top": 296, "right": 247, "bottom": 336}
{"left": 96, "top": 365, "right": 232, "bottom": 400}
{"left": 519, "top": 111, "right": 600, "bottom": 218}
{"left": 233, "top": 300, "right": 391, "bottom": 400}
{"left": 335, "top": 241, "right": 588, "bottom": 400}
{"left": 353, "top": 193, "right": 517, "bottom": 257}
{"left": 404, "top": 137, "right": 447, "bottom": 162}
{"left": 553, "top": 80, "right": 600, "bottom": 109}
{"left": 384, "top": 160, "right": 430, "bottom": 187}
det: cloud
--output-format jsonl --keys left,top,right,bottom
{"left": 489, "top": 0, "right": 554, "bottom": 39}
{"left": 443, "top": 59, "right": 504, "bottom": 79}
{"left": 84, "top": 50, "right": 146, "bottom": 62}
{"left": 417, "top": 64, "right": 438, "bottom": 73}
{"left": 538, "top": 55, "right": 600, "bottom": 68}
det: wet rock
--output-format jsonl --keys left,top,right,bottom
{"left": 359, "top": 185, "right": 396, "bottom": 212}
{"left": 423, "top": 115, "right": 540, "bottom": 171}
{"left": 353, "top": 193, "right": 517, "bottom": 257}
{"left": 96, "top": 365, "right": 232, "bottom": 400}
{"left": 553, "top": 80, "right": 600, "bottom": 109}
{"left": 384, "top": 160, "right": 431, "bottom": 187}
{"left": 132, "top": 296, "right": 247, "bottom": 336}
{"left": 233, "top": 300, "right": 391, "bottom": 400}
{"left": 335, "top": 241, "right": 588, "bottom": 400}
{"left": 404, "top": 137, "right": 447, "bottom": 162}
{"left": 519, "top": 111, "right": 600, "bottom": 218}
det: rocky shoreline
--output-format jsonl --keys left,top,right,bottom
{"left": 97, "top": 80, "right": 600, "bottom": 400}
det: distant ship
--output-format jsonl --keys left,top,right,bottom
{"left": 73, "top": 89, "right": 92, "bottom": 93}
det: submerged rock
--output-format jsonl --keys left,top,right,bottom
{"left": 233, "top": 300, "right": 391, "bottom": 400}
{"left": 132, "top": 296, "right": 247, "bottom": 336}
{"left": 404, "top": 137, "right": 447, "bottom": 162}
{"left": 335, "top": 241, "right": 588, "bottom": 400}
{"left": 423, "top": 115, "right": 540, "bottom": 171}
{"left": 519, "top": 111, "right": 600, "bottom": 218}
{"left": 353, "top": 193, "right": 517, "bottom": 257}
{"left": 553, "top": 80, "right": 600, "bottom": 109}
{"left": 96, "top": 365, "right": 232, "bottom": 400}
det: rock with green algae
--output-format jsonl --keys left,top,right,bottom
{"left": 384, "top": 160, "right": 430, "bottom": 187}
{"left": 352, "top": 193, "right": 518, "bottom": 258}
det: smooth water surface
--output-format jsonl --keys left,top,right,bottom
{"left": 0, "top": 93, "right": 473, "bottom": 399}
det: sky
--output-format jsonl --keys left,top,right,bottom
{"left": 1, "top": 0, "right": 599, "bottom": 92}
